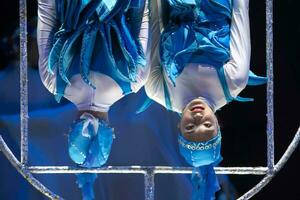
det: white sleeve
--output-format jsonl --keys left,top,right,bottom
{"left": 224, "top": 0, "right": 251, "bottom": 95}
{"left": 138, "top": 0, "right": 150, "bottom": 55}
{"left": 144, "top": 0, "right": 165, "bottom": 101}
{"left": 131, "top": 0, "right": 151, "bottom": 93}
{"left": 37, "top": 0, "right": 58, "bottom": 94}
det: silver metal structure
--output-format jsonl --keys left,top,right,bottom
{"left": 0, "top": 0, "right": 299, "bottom": 199}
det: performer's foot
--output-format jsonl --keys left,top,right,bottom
{"left": 68, "top": 112, "right": 99, "bottom": 165}
{"left": 68, "top": 111, "right": 114, "bottom": 167}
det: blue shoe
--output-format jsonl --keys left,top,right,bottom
{"left": 68, "top": 113, "right": 97, "bottom": 165}
{"left": 81, "top": 121, "right": 114, "bottom": 168}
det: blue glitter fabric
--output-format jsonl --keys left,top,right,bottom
{"left": 49, "top": 0, "right": 146, "bottom": 102}
{"left": 160, "top": 0, "right": 232, "bottom": 85}
{"left": 159, "top": 0, "right": 266, "bottom": 110}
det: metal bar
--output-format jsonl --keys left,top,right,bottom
{"left": 19, "top": 0, "right": 29, "bottom": 165}
{"left": 266, "top": 0, "right": 275, "bottom": 171}
{"left": 26, "top": 127, "right": 300, "bottom": 200}
{"left": 0, "top": 136, "right": 62, "bottom": 200}
{"left": 145, "top": 170, "right": 155, "bottom": 200}
{"left": 28, "top": 166, "right": 147, "bottom": 174}
{"left": 27, "top": 166, "right": 268, "bottom": 175}
{"left": 3, "top": 127, "right": 299, "bottom": 200}
{"left": 155, "top": 167, "right": 268, "bottom": 175}
{"left": 2, "top": 0, "right": 296, "bottom": 200}
{"left": 237, "top": 174, "right": 274, "bottom": 200}
{"left": 274, "top": 127, "right": 300, "bottom": 173}
{"left": 238, "top": 127, "right": 300, "bottom": 200}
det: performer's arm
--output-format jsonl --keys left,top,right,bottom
{"left": 37, "top": 0, "right": 58, "bottom": 93}
{"left": 224, "top": 0, "right": 251, "bottom": 91}
{"left": 138, "top": 0, "right": 150, "bottom": 55}
{"left": 144, "top": 0, "right": 165, "bottom": 101}
{"left": 127, "top": 0, "right": 151, "bottom": 92}
{"left": 141, "top": 0, "right": 150, "bottom": 55}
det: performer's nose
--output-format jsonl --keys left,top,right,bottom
{"left": 193, "top": 112, "right": 203, "bottom": 122}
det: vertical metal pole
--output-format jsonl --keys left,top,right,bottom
{"left": 266, "top": 0, "right": 274, "bottom": 171}
{"left": 144, "top": 170, "right": 155, "bottom": 200}
{"left": 20, "top": 0, "right": 29, "bottom": 165}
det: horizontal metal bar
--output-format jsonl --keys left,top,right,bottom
{"left": 155, "top": 167, "right": 268, "bottom": 175}
{"left": 28, "top": 166, "right": 147, "bottom": 174}
{"left": 27, "top": 166, "right": 268, "bottom": 175}
{"left": 2, "top": 127, "right": 299, "bottom": 200}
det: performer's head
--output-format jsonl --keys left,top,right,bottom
{"left": 178, "top": 98, "right": 222, "bottom": 167}
{"left": 179, "top": 98, "right": 218, "bottom": 142}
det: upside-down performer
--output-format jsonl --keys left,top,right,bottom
{"left": 37, "top": 0, "right": 149, "bottom": 199}
{"left": 145, "top": 0, "right": 266, "bottom": 199}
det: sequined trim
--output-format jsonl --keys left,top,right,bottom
{"left": 178, "top": 134, "right": 221, "bottom": 151}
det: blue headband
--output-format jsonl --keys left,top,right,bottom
{"left": 178, "top": 131, "right": 222, "bottom": 167}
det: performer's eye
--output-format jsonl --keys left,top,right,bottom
{"left": 204, "top": 123, "right": 212, "bottom": 128}
{"left": 186, "top": 124, "right": 195, "bottom": 131}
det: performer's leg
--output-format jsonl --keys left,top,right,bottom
{"left": 37, "top": 0, "right": 58, "bottom": 94}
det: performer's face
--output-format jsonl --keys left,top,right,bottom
{"left": 180, "top": 98, "right": 218, "bottom": 142}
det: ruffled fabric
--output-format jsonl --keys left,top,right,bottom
{"left": 50, "top": 0, "right": 146, "bottom": 102}
{"left": 68, "top": 113, "right": 114, "bottom": 200}
{"left": 160, "top": 0, "right": 232, "bottom": 85}
{"left": 159, "top": 0, "right": 266, "bottom": 110}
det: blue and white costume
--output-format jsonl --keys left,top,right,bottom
{"left": 145, "top": 0, "right": 265, "bottom": 113}
{"left": 145, "top": 0, "right": 265, "bottom": 199}
{"left": 38, "top": 0, "right": 150, "bottom": 112}
{"left": 38, "top": 1, "right": 149, "bottom": 199}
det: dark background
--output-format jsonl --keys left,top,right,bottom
{"left": 1, "top": 1, "right": 299, "bottom": 200}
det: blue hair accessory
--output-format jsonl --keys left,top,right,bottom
{"left": 68, "top": 113, "right": 114, "bottom": 200}
{"left": 178, "top": 131, "right": 222, "bottom": 200}
{"left": 178, "top": 131, "right": 222, "bottom": 167}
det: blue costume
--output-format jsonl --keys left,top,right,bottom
{"left": 145, "top": 0, "right": 266, "bottom": 113}
{"left": 37, "top": 0, "right": 149, "bottom": 199}
{"left": 145, "top": 0, "right": 265, "bottom": 199}
{"left": 38, "top": 0, "right": 150, "bottom": 112}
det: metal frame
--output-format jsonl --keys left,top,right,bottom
{"left": 0, "top": 0, "right": 299, "bottom": 199}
